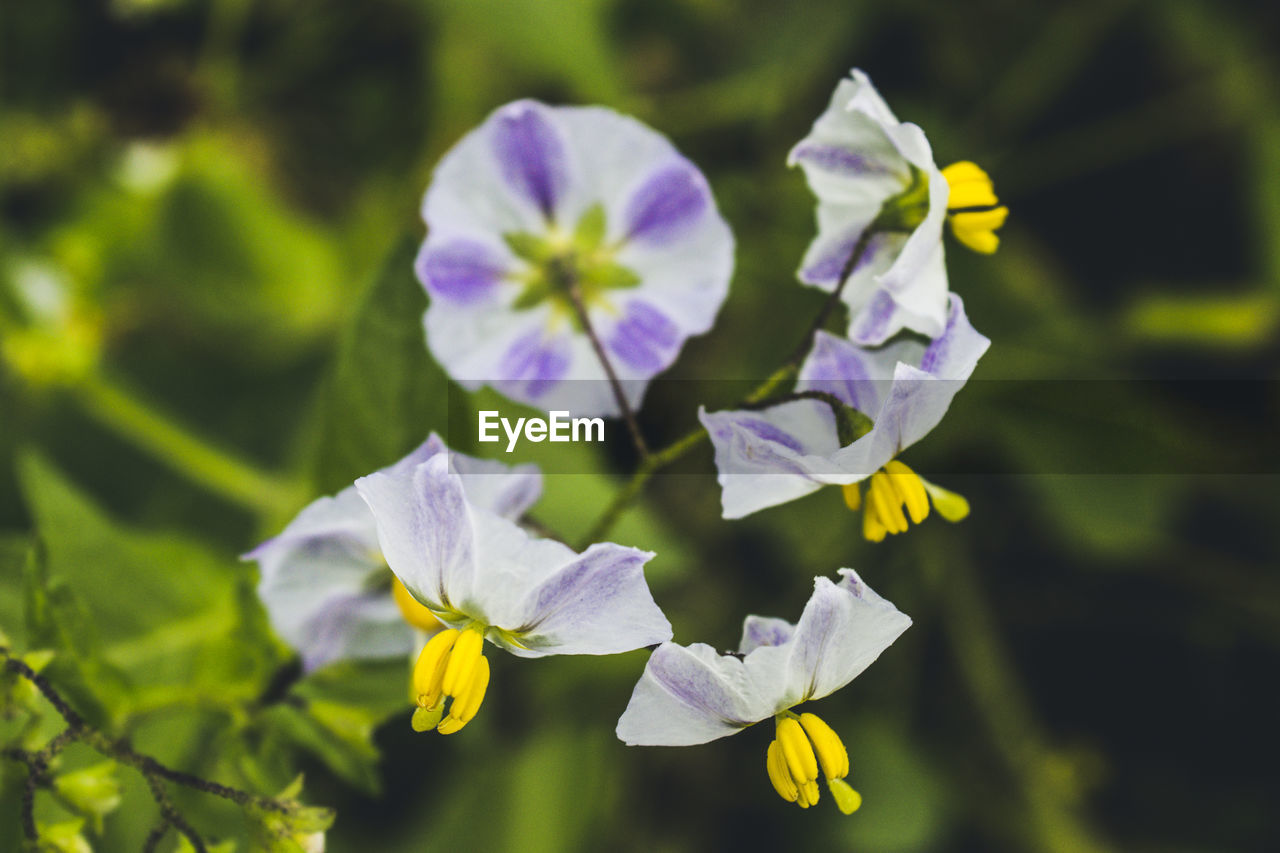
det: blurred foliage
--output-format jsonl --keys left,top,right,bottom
{"left": 2, "top": 0, "right": 1279, "bottom": 851}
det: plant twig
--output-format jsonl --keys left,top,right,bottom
{"left": 564, "top": 282, "right": 650, "bottom": 459}
{"left": 577, "top": 231, "right": 875, "bottom": 545}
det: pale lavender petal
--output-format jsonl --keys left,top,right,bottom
{"left": 616, "top": 642, "right": 768, "bottom": 746}
{"left": 798, "top": 330, "right": 884, "bottom": 415}
{"left": 800, "top": 229, "right": 884, "bottom": 285}
{"left": 415, "top": 240, "right": 507, "bottom": 305}
{"left": 790, "top": 143, "right": 895, "bottom": 177}
{"left": 355, "top": 454, "right": 475, "bottom": 613}
{"left": 739, "top": 616, "right": 795, "bottom": 655}
{"left": 510, "top": 543, "right": 671, "bottom": 656}
{"left": 491, "top": 101, "right": 567, "bottom": 219}
{"left": 296, "top": 592, "right": 409, "bottom": 673}
{"left": 919, "top": 294, "right": 990, "bottom": 379}
{"left": 781, "top": 570, "right": 911, "bottom": 704}
{"left": 497, "top": 330, "right": 571, "bottom": 400}
{"left": 848, "top": 288, "right": 897, "bottom": 345}
{"left": 606, "top": 300, "right": 680, "bottom": 372}
{"left": 624, "top": 162, "right": 708, "bottom": 245}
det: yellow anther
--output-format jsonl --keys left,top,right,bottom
{"left": 942, "top": 161, "right": 998, "bottom": 209}
{"left": 841, "top": 483, "right": 861, "bottom": 512}
{"left": 796, "top": 778, "right": 820, "bottom": 808}
{"left": 393, "top": 577, "right": 442, "bottom": 632}
{"left": 441, "top": 626, "right": 484, "bottom": 698}
{"left": 450, "top": 654, "right": 491, "bottom": 725}
{"left": 869, "top": 473, "right": 908, "bottom": 535}
{"left": 828, "top": 778, "right": 863, "bottom": 815}
{"left": 798, "top": 713, "right": 849, "bottom": 781}
{"left": 776, "top": 717, "right": 819, "bottom": 784}
{"left": 884, "top": 460, "right": 930, "bottom": 525}
{"left": 949, "top": 207, "right": 1009, "bottom": 254}
{"left": 941, "top": 161, "right": 1006, "bottom": 254}
{"left": 863, "top": 507, "right": 887, "bottom": 542}
{"left": 412, "top": 628, "right": 460, "bottom": 709}
{"left": 766, "top": 739, "right": 799, "bottom": 803}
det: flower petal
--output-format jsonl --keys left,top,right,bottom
{"left": 505, "top": 542, "right": 671, "bottom": 657}
{"left": 490, "top": 100, "right": 569, "bottom": 219}
{"left": 699, "top": 401, "right": 852, "bottom": 519}
{"left": 248, "top": 487, "right": 410, "bottom": 672}
{"left": 616, "top": 642, "right": 769, "bottom": 746}
{"left": 624, "top": 162, "right": 710, "bottom": 245}
{"left": 606, "top": 300, "right": 681, "bottom": 372}
{"left": 739, "top": 616, "right": 795, "bottom": 655}
{"left": 355, "top": 454, "right": 476, "bottom": 616}
{"left": 776, "top": 570, "right": 911, "bottom": 704}
{"left": 415, "top": 239, "right": 510, "bottom": 306}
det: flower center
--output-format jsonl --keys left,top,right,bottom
{"left": 409, "top": 623, "right": 491, "bottom": 735}
{"left": 766, "top": 711, "right": 861, "bottom": 814}
{"left": 942, "top": 161, "right": 1007, "bottom": 254}
{"left": 503, "top": 203, "right": 641, "bottom": 327}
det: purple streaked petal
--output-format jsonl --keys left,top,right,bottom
{"left": 616, "top": 642, "right": 766, "bottom": 746}
{"left": 297, "top": 591, "right": 409, "bottom": 673}
{"left": 491, "top": 102, "right": 568, "bottom": 219}
{"left": 624, "top": 163, "right": 708, "bottom": 244}
{"left": 735, "top": 417, "right": 805, "bottom": 454}
{"left": 801, "top": 229, "right": 881, "bottom": 284}
{"left": 608, "top": 300, "right": 679, "bottom": 372}
{"left": 799, "top": 330, "right": 891, "bottom": 416}
{"left": 783, "top": 570, "right": 912, "bottom": 703}
{"left": 739, "top": 615, "right": 795, "bottom": 655}
{"left": 791, "top": 143, "right": 894, "bottom": 177}
{"left": 919, "top": 294, "right": 989, "bottom": 378}
{"left": 415, "top": 240, "right": 507, "bottom": 305}
{"left": 355, "top": 454, "right": 475, "bottom": 612}
{"left": 512, "top": 543, "right": 671, "bottom": 656}
{"left": 497, "top": 330, "right": 571, "bottom": 399}
{"left": 849, "top": 288, "right": 897, "bottom": 345}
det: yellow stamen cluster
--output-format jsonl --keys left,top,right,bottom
{"left": 765, "top": 713, "right": 862, "bottom": 814}
{"left": 410, "top": 625, "right": 491, "bottom": 735}
{"left": 392, "top": 577, "right": 442, "bottom": 633}
{"left": 942, "top": 161, "right": 1008, "bottom": 254}
{"left": 842, "top": 460, "right": 930, "bottom": 542}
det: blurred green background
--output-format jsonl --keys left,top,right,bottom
{"left": 2, "top": 0, "right": 1278, "bottom": 850}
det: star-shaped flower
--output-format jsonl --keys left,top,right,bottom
{"left": 417, "top": 99, "right": 734, "bottom": 415}
{"left": 617, "top": 569, "right": 911, "bottom": 813}
{"left": 355, "top": 451, "right": 673, "bottom": 734}
{"left": 246, "top": 435, "right": 540, "bottom": 672}
{"left": 790, "top": 69, "right": 1006, "bottom": 346}
{"left": 699, "top": 295, "right": 988, "bottom": 538}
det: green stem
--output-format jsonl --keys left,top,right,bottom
{"left": 73, "top": 373, "right": 306, "bottom": 518}
{"left": 577, "top": 229, "right": 875, "bottom": 546}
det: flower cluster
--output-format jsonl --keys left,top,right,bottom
{"left": 249, "top": 67, "right": 1004, "bottom": 817}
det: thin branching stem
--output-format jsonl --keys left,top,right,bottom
{"left": 578, "top": 231, "right": 875, "bottom": 545}
{"left": 565, "top": 281, "right": 650, "bottom": 459}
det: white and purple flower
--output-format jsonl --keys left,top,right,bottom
{"left": 790, "top": 70, "right": 1004, "bottom": 346}
{"left": 417, "top": 99, "right": 735, "bottom": 416}
{"left": 354, "top": 449, "right": 672, "bottom": 734}
{"left": 246, "top": 435, "right": 540, "bottom": 673}
{"left": 617, "top": 569, "right": 911, "bottom": 813}
{"left": 699, "top": 295, "right": 989, "bottom": 536}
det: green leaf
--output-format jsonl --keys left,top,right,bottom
{"left": 17, "top": 454, "right": 277, "bottom": 717}
{"left": 311, "top": 235, "right": 458, "bottom": 493}
{"left": 258, "top": 702, "right": 381, "bottom": 795}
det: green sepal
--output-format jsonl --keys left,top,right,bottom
{"left": 581, "top": 261, "right": 640, "bottom": 291}
{"left": 503, "top": 231, "right": 554, "bottom": 264}
{"left": 573, "top": 203, "right": 607, "bottom": 251}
